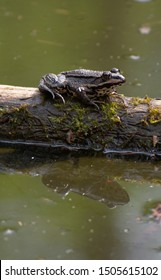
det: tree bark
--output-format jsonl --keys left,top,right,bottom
{"left": 0, "top": 84, "right": 161, "bottom": 158}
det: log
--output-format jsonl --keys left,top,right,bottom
{"left": 0, "top": 84, "right": 161, "bottom": 158}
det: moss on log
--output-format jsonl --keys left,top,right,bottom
{"left": 0, "top": 84, "right": 161, "bottom": 158}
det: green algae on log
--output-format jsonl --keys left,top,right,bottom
{"left": 0, "top": 84, "right": 161, "bottom": 158}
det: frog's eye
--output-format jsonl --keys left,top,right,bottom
{"left": 102, "top": 71, "right": 112, "bottom": 80}
{"left": 111, "top": 68, "right": 119, "bottom": 73}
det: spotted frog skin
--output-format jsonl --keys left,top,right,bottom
{"left": 38, "top": 68, "right": 125, "bottom": 109}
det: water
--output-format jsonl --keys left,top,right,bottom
{"left": 0, "top": 153, "right": 161, "bottom": 259}
{"left": 1, "top": 0, "right": 161, "bottom": 259}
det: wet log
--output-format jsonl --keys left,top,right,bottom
{"left": 0, "top": 84, "right": 161, "bottom": 158}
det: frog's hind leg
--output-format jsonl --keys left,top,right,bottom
{"left": 74, "top": 86, "right": 99, "bottom": 110}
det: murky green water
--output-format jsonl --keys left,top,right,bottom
{"left": 1, "top": 0, "right": 161, "bottom": 259}
{"left": 1, "top": 153, "right": 161, "bottom": 260}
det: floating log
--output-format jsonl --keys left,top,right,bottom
{"left": 0, "top": 84, "right": 161, "bottom": 158}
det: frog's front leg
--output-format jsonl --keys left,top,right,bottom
{"left": 38, "top": 74, "right": 65, "bottom": 104}
{"left": 39, "top": 82, "right": 65, "bottom": 104}
{"left": 39, "top": 83, "right": 55, "bottom": 99}
{"left": 68, "top": 85, "right": 99, "bottom": 110}
{"left": 51, "top": 88, "right": 65, "bottom": 104}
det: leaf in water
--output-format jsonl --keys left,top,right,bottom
{"left": 151, "top": 203, "right": 161, "bottom": 222}
{"left": 143, "top": 200, "right": 161, "bottom": 223}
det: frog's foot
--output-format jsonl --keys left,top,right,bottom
{"left": 39, "top": 84, "right": 65, "bottom": 104}
{"left": 53, "top": 90, "right": 65, "bottom": 104}
{"left": 47, "top": 87, "right": 65, "bottom": 104}
{"left": 39, "top": 83, "right": 56, "bottom": 99}
{"left": 76, "top": 87, "right": 100, "bottom": 110}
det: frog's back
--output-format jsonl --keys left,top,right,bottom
{"left": 61, "top": 69, "right": 103, "bottom": 78}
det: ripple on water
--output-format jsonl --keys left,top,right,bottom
{"left": 139, "top": 26, "right": 151, "bottom": 35}
{"left": 134, "top": 0, "right": 152, "bottom": 3}
{"left": 0, "top": 220, "right": 19, "bottom": 237}
{"left": 3, "top": 229, "right": 16, "bottom": 236}
{"left": 65, "top": 248, "right": 74, "bottom": 254}
{"left": 129, "top": 55, "right": 141, "bottom": 61}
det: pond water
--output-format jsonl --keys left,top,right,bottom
{"left": 1, "top": 0, "right": 161, "bottom": 260}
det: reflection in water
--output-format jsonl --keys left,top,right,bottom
{"left": 42, "top": 171, "right": 129, "bottom": 208}
{"left": 1, "top": 146, "right": 161, "bottom": 259}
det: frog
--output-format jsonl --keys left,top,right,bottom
{"left": 38, "top": 68, "right": 125, "bottom": 109}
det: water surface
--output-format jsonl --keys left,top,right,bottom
{"left": 0, "top": 0, "right": 161, "bottom": 259}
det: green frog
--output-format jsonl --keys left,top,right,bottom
{"left": 38, "top": 68, "right": 125, "bottom": 109}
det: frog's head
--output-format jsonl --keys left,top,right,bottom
{"left": 102, "top": 68, "right": 126, "bottom": 86}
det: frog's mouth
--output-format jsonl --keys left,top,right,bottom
{"left": 109, "top": 74, "right": 126, "bottom": 85}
